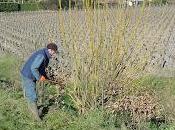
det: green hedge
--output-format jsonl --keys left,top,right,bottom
{"left": 21, "top": 3, "right": 43, "bottom": 11}
{"left": 0, "top": 3, "right": 21, "bottom": 12}
{"left": 0, "top": 3, "right": 43, "bottom": 12}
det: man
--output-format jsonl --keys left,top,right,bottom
{"left": 21, "top": 43, "right": 58, "bottom": 121}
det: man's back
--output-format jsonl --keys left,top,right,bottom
{"left": 21, "top": 48, "right": 50, "bottom": 81}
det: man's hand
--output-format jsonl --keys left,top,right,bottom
{"left": 39, "top": 76, "right": 46, "bottom": 81}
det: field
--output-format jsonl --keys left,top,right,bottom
{"left": 1, "top": 5, "right": 175, "bottom": 130}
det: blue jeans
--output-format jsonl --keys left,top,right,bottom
{"left": 21, "top": 75, "right": 37, "bottom": 103}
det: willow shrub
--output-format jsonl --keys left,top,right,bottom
{"left": 56, "top": 2, "right": 157, "bottom": 113}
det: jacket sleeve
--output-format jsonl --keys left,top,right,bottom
{"left": 31, "top": 54, "right": 44, "bottom": 80}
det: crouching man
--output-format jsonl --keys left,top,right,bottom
{"left": 21, "top": 43, "right": 58, "bottom": 121}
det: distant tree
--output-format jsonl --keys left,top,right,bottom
{"left": 40, "top": 0, "right": 75, "bottom": 10}
{"left": 166, "top": 0, "right": 174, "bottom": 4}
{"left": 151, "top": 0, "right": 167, "bottom": 5}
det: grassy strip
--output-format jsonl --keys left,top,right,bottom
{"left": 1, "top": 74, "right": 175, "bottom": 129}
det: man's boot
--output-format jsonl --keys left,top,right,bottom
{"left": 38, "top": 107, "right": 43, "bottom": 117}
{"left": 28, "top": 102, "right": 41, "bottom": 121}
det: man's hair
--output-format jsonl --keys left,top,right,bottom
{"left": 47, "top": 43, "right": 58, "bottom": 52}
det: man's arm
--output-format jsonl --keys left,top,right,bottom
{"left": 31, "top": 54, "right": 44, "bottom": 80}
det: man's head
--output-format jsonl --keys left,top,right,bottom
{"left": 47, "top": 43, "right": 58, "bottom": 57}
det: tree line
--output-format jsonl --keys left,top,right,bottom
{"left": 0, "top": 0, "right": 172, "bottom": 12}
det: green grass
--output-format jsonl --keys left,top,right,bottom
{"left": 1, "top": 85, "right": 175, "bottom": 130}
{"left": 131, "top": 75, "right": 175, "bottom": 94}
{"left": 0, "top": 89, "right": 44, "bottom": 130}
{"left": 0, "top": 55, "right": 19, "bottom": 81}
{"left": 0, "top": 88, "right": 117, "bottom": 130}
{"left": 1, "top": 75, "right": 175, "bottom": 130}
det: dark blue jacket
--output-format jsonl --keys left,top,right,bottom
{"left": 21, "top": 48, "right": 51, "bottom": 81}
